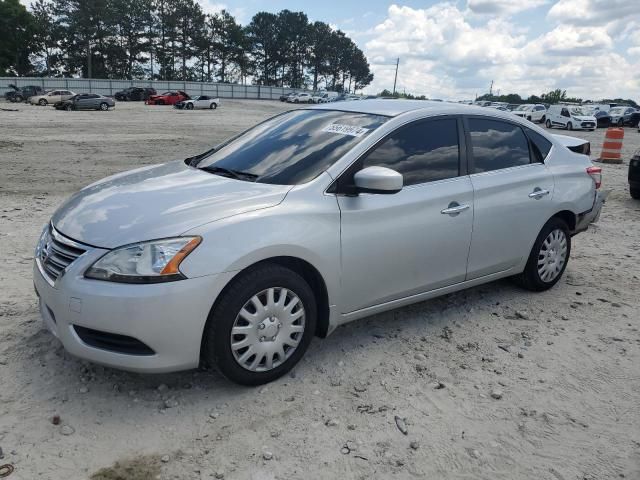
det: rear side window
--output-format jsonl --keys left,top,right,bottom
{"left": 524, "top": 127, "right": 552, "bottom": 163}
{"left": 361, "top": 118, "right": 460, "bottom": 186}
{"left": 468, "top": 118, "right": 530, "bottom": 173}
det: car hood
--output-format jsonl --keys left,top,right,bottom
{"left": 52, "top": 160, "right": 292, "bottom": 248}
{"left": 574, "top": 115, "right": 596, "bottom": 121}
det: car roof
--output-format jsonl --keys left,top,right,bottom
{"left": 309, "top": 99, "right": 512, "bottom": 118}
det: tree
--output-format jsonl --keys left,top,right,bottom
{"left": 0, "top": 0, "right": 36, "bottom": 76}
{"left": 247, "top": 12, "right": 279, "bottom": 85}
{"left": 307, "top": 21, "right": 332, "bottom": 90}
{"left": 30, "top": 0, "right": 60, "bottom": 76}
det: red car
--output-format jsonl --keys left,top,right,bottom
{"left": 146, "top": 90, "right": 190, "bottom": 105}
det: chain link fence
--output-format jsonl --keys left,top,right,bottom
{"left": 0, "top": 77, "right": 307, "bottom": 100}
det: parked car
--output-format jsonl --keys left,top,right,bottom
{"left": 607, "top": 106, "right": 639, "bottom": 127}
{"left": 288, "top": 92, "right": 313, "bottom": 103}
{"left": 545, "top": 105, "right": 596, "bottom": 131}
{"left": 592, "top": 110, "right": 612, "bottom": 128}
{"left": 146, "top": 91, "right": 190, "bottom": 105}
{"left": 512, "top": 104, "right": 547, "bottom": 123}
{"left": 174, "top": 95, "right": 220, "bottom": 110}
{"left": 629, "top": 149, "right": 640, "bottom": 199}
{"left": 33, "top": 101, "right": 605, "bottom": 385}
{"left": 114, "top": 87, "right": 156, "bottom": 101}
{"left": 54, "top": 94, "right": 115, "bottom": 111}
{"left": 311, "top": 92, "right": 340, "bottom": 103}
{"left": 5, "top": 84, "right": 45, "bottom": 103}
{"left": 29, "top": 89, "right": 76, "bottom": 106}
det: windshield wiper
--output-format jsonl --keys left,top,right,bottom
{"left": 185, "top": 146, "right": 217, "bottom": 167}
{"left": 199, "top": 165, "right": 258, "bottom": 182}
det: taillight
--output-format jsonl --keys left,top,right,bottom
{"left": 586, "top": 166, "right": 602, "bottom": 189}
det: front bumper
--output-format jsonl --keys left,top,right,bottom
{"left": 33, "top": 236, "right": 232, "bottom": 373}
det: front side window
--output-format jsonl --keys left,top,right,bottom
{"left": 361, "top": 118, "right": 460, "bottom": 186}
{"left": 468, "top": 118, "right": 530, "bottom": 173}
{"left": 197, "top": 109, "right": 388, "bottom": 185}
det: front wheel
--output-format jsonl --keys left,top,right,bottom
{"left": 38, "top": 99, "right": 47, "bottom": 106}
{"left": 99, "top": 102, "right": 109, "bottom": 111}
{"left": 631, "top": 187, "right": 640, "bottom": 200}
{"left": 65, "top": 104, "right": 72, "bottom": 111}
{"left": 545, "top": 119, "right": 552, "bottom": 128}
{"left": 209, "top": 103, "right": 217, "bottom": 109}
{"left": 15, "top": 95, "right": 23, "bottom": 103}
{"left": 202, "top": 264, "right": 316, "bottom": 385}
{"left": 186, "top": 102, "right": 194, "bottom": 110}
{"left": 514, "top": 217, "right": 571, "bottom": 291}
{"left": 617, "top": 118, "right": 624, "bottom": 127}
{"left": 567, "top": 122, "right": 573, "bottom": 131}
{"left": 540, "top": 115, "right": 546, "bottom": 123}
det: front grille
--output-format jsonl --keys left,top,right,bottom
{"left": 38, "top": 226, "right": 86, "bottom": 282}
{"left": 73, "top": 325, "right": 156, "bottom": 356}
{"left": 581, "top": 122, "right": 595, "bottom": 128}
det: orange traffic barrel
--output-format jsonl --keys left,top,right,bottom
{"left": 598, "top": 127, "right": 624, "bottom": 164}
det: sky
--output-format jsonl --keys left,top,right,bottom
{"left": 197, "top": 0, "right": 640, "bottom": 101}
{"left": 22, "top": 0, "right": 640, "bottom": 101}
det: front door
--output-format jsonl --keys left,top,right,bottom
{"left": 336, "top": 117, "right": 473, "bottom": 313}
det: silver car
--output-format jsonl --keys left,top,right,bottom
{"left": 33, "top": 101, "right": 605, "bottom": 385}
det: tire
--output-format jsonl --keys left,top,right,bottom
{"left": 186, "top": 102, "right": 194, "bottom": 110}
{"left": 294, "top": 99, "right": 299, "bottom": 103}
{"left": 209, "top": 103, "right": 217, "bottom": 109}
{"left": 514, "top": 217, "right": 571, "bottom": 292}
{"left": 617, "top": 118, "right": 624, "bottom": 127}
{"left": 545, "top": 119, "right": 552, "bottom": 128}
{"left": 65, "top": 104, "right": 72, "bottom": 111}
{"left": 567, "top": 122, "right": 573, "bottom": 131}
{"left": 631, "top": 187, "right": 640, "bottom": 200}
{"left": 540, "top": 115, "right": 546, "bottom": 123}
{"left": 15, "top": 95, "right": 23, "bottom": 103}
{"left": 99, "top": 102, "right": 109, "bottom": 111}
{"left": 526, "top": 116, "right": 532, "bottom": 121}
{"left": 38, "top": 99, "right": 47, "bottom": 106}
{"left": 202, "top": 264, "right": 317, "bottom": 386}
{"left": 157, "top": 100, "right": 164, "bottom": 105}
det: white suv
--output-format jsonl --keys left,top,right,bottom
{"left": 512, "top": 104, "right": 547, "bottom": 123}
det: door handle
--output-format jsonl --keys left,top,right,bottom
{"left": 441, "top": 202, "right": 470, "bottom": 215}
{"left": 528, "top": 188, "right": 550, "bottom": 199}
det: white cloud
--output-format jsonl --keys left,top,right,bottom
{"left": 362, "top": 3, "right": 639, "bottom": 100}
{"left": 547, "top": 0, "right": 640, "bottom": 26}
{"left": 467, "top": 0, "right": 548, "bottom": 16}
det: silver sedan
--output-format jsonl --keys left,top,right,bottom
{"left": 33, "top": 100, "right": 605, "bottom": 385}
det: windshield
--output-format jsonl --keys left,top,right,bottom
{"left": 197, "top": 109, "right": 388, "bottom": 185}
{"left": 570, "top": 107, "right": 586, "bottom": 115}
{"left": 609, "top": 107, "right": 623, "bottom": 114}
{"left": 515, "top": 105, "right": 531, "bottom": 111}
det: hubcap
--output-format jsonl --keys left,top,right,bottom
{"left": 537, "top": 229, "right": 567, "bottom": 282}
{"left": 231, "top": 287, "right": 305, "bottom": 372}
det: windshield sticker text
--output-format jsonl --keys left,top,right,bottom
{"left": 322, "top": 124, "right": 369, "bottom": 137}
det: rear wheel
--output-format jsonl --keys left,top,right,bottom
{"left": 14, "top": 95, "right": 23, "bottom": 103}
{"left": 540, "top": 115, "right": 546, "bottom": 123}
{"left": 202, "top": 264, "right": 316, "bottom": 385}
{"left": 38, "top": 99, "right": 47, "bottom": 106}
{"left": 514, "top": 217, "right": 571, "bottom": 291}
{"left": 65, "top": 104, "right": 72, "bottom": 111}
{"left": 545, "top": 119, "right": 552, "bottom": 128}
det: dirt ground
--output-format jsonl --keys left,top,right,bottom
{"left": 0, "top": 100, "right": 639, "bottom": 480}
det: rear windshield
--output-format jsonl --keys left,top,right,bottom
{"left": 197, "top": 109, "right": 388, "bottom": 185}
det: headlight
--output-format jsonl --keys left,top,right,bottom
{"left": 85, "top": 237, "right": 201, "bottom": 284}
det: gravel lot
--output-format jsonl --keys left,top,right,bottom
{"left": 0, "top": 100, "right": 639, "bottom": 480}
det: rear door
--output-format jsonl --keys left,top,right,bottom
{"left": 336, "top": 116, "right": 474, "bottom": 313}
{"left": 464, "top": 117, "right": 556, "bottom": 279}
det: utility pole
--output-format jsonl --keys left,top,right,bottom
{"left": 392, "top": 58, "right": 399, "bottom": 96}
{"left": 489, "top": 80, "right": 493, "bottom": 96}
{"left": 87, "top": 41, "right": 92, "bottom": 78}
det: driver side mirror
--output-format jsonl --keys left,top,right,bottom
{"left": 353, "top": 166, "right": 403, "bottom": 194}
